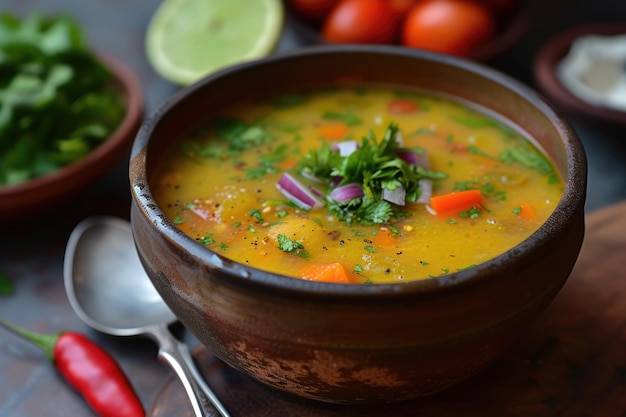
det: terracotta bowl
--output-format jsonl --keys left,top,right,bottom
{"left": 129, "top": 45, "right": 587, "bottom": 404}
{"left": 0, "top": 52, "right": 143, "bottom": 221}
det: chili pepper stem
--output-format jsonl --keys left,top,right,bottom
{"left": 0, "top": 318, "right": 58, "bottom": 361}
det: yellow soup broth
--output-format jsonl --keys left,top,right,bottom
{"left": 151, "top": 87, "right": 563, "bottom": 284}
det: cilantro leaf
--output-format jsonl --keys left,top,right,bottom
{"left": 298, "top": 123, "right": 447, "bottom": 225}
{"left": 182, "top": 117, "right": 274, "bottom": 161}
{"left": 277, "top": 234, "right": 310, "bottom": 259}
{"left": 322, "top": 111, "right": 362, "bottom": 126}
{"left": 0, "top": 12, "right": 124, "bottom": 186}
{"left": 499, "top": 145, "right": 554, "bottom": 174}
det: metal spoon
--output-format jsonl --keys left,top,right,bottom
{"left": 63, "top": 215, "right": 230, "bottom": 417}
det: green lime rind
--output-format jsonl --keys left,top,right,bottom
{"left": 146, "top": 0, "right": 284, "bottom": 86}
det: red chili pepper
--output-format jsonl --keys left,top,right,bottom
{"left": 0, "top": 318, "right": 145, "bottom": 417}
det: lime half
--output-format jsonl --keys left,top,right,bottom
{"left": 146, "top": 0, "right": 284, "bottom": 86}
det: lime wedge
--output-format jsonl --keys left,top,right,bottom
{"left": 146, "top": 0, "right": 284, "bottom": 86}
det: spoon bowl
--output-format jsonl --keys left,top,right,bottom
{"left": 64, "top": 216, "right": 176, "bottom": 335}
{"left": 63, "top": 216, "right": 230, "bottom": 417}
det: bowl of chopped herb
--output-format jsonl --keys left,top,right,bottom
{"left": 129, "top": 45, "right": 586, "bottom": 404}
{"left": 0, "top": 13, "right": 143, "bottom": 220}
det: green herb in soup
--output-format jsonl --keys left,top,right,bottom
{"left": 151, "top": 87, "right": 563, "bottom": 284}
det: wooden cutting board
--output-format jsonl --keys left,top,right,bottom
{"left": 149, "top": 201, "right": 626, "bottom": 417}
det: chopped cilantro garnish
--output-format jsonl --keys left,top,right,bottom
{"left": 245, "top": 143, "right": 289, "bottom": 179}
{"left": 0, "top": 13, "right": 125, "bottom": 185}
{"left": 249, "top": 209, "right": 264, "bottom": 223}
{"left": 182, "top": 117, "right": 274, "bottom": 161}
{"left": 467, "top": 146, "right": 495, "bottom": 159}
{"left": 499, "top": 145, "right": 555, "bottom": 175}
{"left": 459, "top": 206, "right": 482, "bottom": 219}
{"left": 277, "top": 234, "right": 310, "bottom": 259}
{"left": 298, "top": 123, "right": 447, "bottom": 225}
{"left": 322, "top": 111, "right": 362, "bottom": 126}
{"left": 455, "top": 180, "right": 507, "bottom": 202}
{"left": 353, "top": 264, "right": 363, "bottom": 273}
{"left": 407, "top": 128, "right": 436, "bottom": 136}
{"left": 199, "top": 233, "right": 215, "bottom": 245}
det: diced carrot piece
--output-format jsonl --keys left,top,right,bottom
{"left": 300, "top": 262, "right": 356, "bottom": 284}
{"left": 318, "top": 123, "right": 348, "bottom": 141}
{"left": 518, "top": 203, "right": 537, "bottom": 221}
{"left": 388, "top": 99, "right": 419, "bottom": 114}
{"left": 373, "top": 227, "right": 398, "bottom": 247}
{"left": 429, "top": 189, "right": 483, "bottom": 214}
{"left": 277, "top": 158, "right": 298, "bottom": 170}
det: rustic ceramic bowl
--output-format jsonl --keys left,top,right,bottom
{"left": 0, "top": 52, "right": 143, "bottom": 221}
{"left": 129, "top": 45, "right": 587, "bottom": 404}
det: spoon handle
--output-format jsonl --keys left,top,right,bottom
{"left": 150, "top": 325, "right": 231, "bottom": 417}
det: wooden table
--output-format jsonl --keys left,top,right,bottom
{"left": 1, "top": 0, "right": 626, "bottom": 416}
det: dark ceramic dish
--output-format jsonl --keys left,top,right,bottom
{"left": 129, "top": 45, "right": 587, "bottom": 404}
{"left": 533, "top": 23, "right": 626, "bottom": 126}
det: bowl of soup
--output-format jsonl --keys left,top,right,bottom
{"left": 129, "top": 45, "right": 586, "bottom": 404}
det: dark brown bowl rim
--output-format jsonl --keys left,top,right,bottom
{"left": 0, "top": 51, "right": 144, "bottom": 209}
{"left": 533, "top": 23, "right": 626, "bottom": 126}
{"left": 131, "top": 44, "right": 586, "bottom": 299}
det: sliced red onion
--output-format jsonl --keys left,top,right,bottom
{"left": 308, "top": 185, "right": 325, "bottom": 198}
{"left": 332, "top": 140, "right": 359, "bottom": 156}
{"left": 329, "top": 183, "right": 364, "bottom": 203}
{"left": 276, "top": 173, "right": 324, "bottom": 210}
{"left": 382, "top": 185, "right": 406, "bottom": 206}
{"left": 416, "top": 179, "right": 433, "bottom": 204}
{"left": 397, "top": 149, "right": 430, "bottom": 169}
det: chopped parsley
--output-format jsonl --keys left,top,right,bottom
{"left": 277, "top": 234, "right": 310, "bottom": 259}
{"left": 182, "top": 117, "right": 273, "bottom": 160}
{"left": 198, "top": 233, "right": 215, "bottom": 245}
{"left": 298, "top": 123, "right": 447, "bottom": 225}
{"left": 499, "top": 145, "right": 555, "bottom": 175}
{"left": 249, "top": 209, "right": 264, "bottom": 223}
{"left": 322, "top": 111, "right": 362, "bottom": 126}
{"left": 0, "top": 13, "right": 125, "bottom": 186}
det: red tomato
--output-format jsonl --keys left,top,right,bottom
{"left": 401, "top": 0, "right": 496, "bottom": 57}
{"left": 322, "top": 0, "right": 397, "bottom": 44}
{"left": 288, "top": 0, "right": 341, "bottom": 25}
